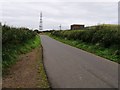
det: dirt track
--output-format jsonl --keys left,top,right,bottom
{"left": 2, "top": 47, "right": 42, "bottom": 88}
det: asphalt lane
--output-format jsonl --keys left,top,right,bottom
{"left": 40, "top": 35, "right": 118, "bottom": 88}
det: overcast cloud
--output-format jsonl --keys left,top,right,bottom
{"left": 0, "top": 0, "right": 118, "bottom": 30}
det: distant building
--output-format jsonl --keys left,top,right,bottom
{"left": 71, "top": 24, "right": 84, "bottom": 30}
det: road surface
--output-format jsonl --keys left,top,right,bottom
{"left": 41, "top": 35, "right": 118, "bottom": 88}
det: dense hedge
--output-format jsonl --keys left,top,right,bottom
{"left": 2, "top": 25, "right": 36, "bottom": 46}
{"left": 51, "top": 24, "right": 120, "bottom": 49}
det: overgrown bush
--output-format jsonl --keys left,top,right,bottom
{"left": 51, "top": 24, "right": 119, "bottom": 49}
{"left": 2, "top": 25, "right": 36, "bottom": 46}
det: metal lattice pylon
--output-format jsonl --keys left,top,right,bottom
{"left": 39, "top": 12, "right": 43, "bottom": 30}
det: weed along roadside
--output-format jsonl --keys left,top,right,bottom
{"left": 49, "top": 24, "right": 120, "bottom": 63}
{"left": 37, "top": 44, "right": 51, "bottom": 88}
{"left": 38, "top": 45, "right": 51, "bottom": 88}
{"left": 2, "top": 25, "right": 50, "bottom": 88}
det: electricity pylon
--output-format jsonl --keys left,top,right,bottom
{"left": 39, "top": 12, "right": 43, "bottom": 30}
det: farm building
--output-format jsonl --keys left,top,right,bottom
{"left": 71, "top": 24, "right": 84, "bottom": 30}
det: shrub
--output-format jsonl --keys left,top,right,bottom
{"left": 51, "top": 24, "right": 119, "bottom": 49}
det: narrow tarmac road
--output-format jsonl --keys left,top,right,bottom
{"left": 41, "top": 35, "right": 118, "bottom": 88}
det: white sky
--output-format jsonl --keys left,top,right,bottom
{"left": 0, "top": 0, "right": 119, "bottom": 30}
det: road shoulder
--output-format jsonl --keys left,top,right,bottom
{"left": 2, "top": 46, "right": 50, "bottom": 88}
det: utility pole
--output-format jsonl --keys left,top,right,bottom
{"left": 59, "top": 24, "right": 61, "bottom": 30}
{"left": 39, "top": 12, "right": 43, "bottom": 30}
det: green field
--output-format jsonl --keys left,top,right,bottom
{"left": 50, "top": 24, "right": 120, "bottom": 63}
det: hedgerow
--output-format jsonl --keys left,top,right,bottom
{"left": 2, "top": 24, "right": 39, "bottom": 73}
{"left": 51, "top": 24, "right": 120, "bottom": 51}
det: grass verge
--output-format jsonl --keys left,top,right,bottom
{"left": 37, "top": 45, "right": 50, "bottom": 88}
{"left": 2, "top": 35, "right": 41, "bottom": 76}
{"left": 3, "top": 35, "right": 50, "bottom": 88}
{"left": 49, "top": 35, "right": 119, "bottom": 63}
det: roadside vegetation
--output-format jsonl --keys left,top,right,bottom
{"left": 2, "top": 24, "right": 50, "bottom": 88}
{"left": 2, "top": 25, "right": 40, "bottom": 75}
{"left": 50, "top": 24, "right": 120, "bottom": 63}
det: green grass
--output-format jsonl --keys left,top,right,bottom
{"left": 2, "top": 35, "right": 41, "bottom": 75}
{"left": 49, "top": 35, "right": 119, "bottom": 63}
{"left": 36, "top": 46, "right": 50, "bottom": 88}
